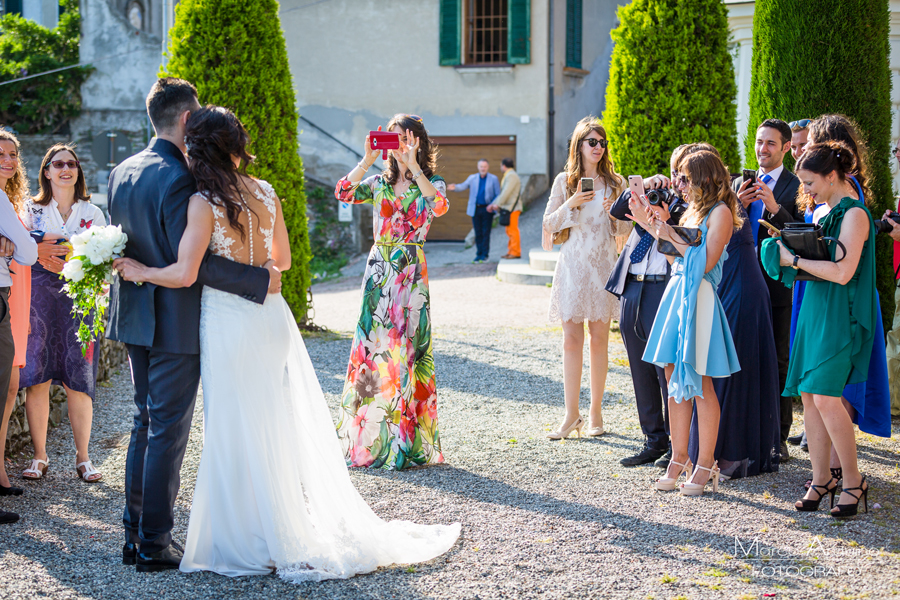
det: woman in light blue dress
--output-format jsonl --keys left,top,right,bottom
{"left": 630, "top": 150, "right": 742, "bottom": 496}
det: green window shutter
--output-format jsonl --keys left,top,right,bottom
{"left": 508, "top": 0, "right": 530, "bottom": 64}
{"left": 5, "top": 0, "right": 23, "bottom": 15}
{"left": 439, "top": 0, "right": 461, "bottom": 66}
{"left": 566, "top": 0, "right": 582, "bottom": 69}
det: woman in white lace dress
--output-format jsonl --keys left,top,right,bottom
{"left": 115, "top": 106, "right": 460, "bottom": 582}
{"left": 542, "top": 117, "right": 628, "bottom": 439}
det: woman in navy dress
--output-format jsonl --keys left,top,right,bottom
{"left": 683, "top": 145, "right": 781, "bottom": 479}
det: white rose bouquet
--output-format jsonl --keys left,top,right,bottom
{"left": 60, "top": 224, "right": 129, "bottom": 355}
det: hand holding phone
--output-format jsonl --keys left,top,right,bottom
{"left": 758, "top": 219, "right": 781, "bottom": 237}
{"left": 580, "top": 177, "right": 594, "bottom": 193}
{"left": 628, "top": 175, "right": 646, "bottom": 201}
{"left": 742, "top": 169, "right": 757, "bottom": 186}
{"left": 368, "top": 130, "right": 400, "bottom": 160}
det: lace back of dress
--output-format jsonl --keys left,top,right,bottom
{"left": 205, "top": 179, "right": 277, "bottom": 266}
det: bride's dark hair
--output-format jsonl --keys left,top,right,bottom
{"left": 185, "top": 105, "right": 256, "bottom": 240}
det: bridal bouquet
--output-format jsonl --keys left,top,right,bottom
{"left": 60, "top": 224, "right": 128, "bottom": 355}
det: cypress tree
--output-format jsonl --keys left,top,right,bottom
{"left": 745, "top": 0, "right": 894, "bottom": 327}
{"left": 161, "top": 0, "right": 311, "bottom": 323}
{"left": 604, "top": 0, "right": 740, "bottom": 178}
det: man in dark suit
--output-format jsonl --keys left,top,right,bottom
{"left": 107, "top": 78, "right": 280, "bottom": 571}
{"left": 607, "top": 175, "right": 675, "bottom": 467}
{"left": 732, "top": 118, "right": 801, "bottom": 459}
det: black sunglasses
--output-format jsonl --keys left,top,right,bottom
{"left": 789, "top": 118, "right": 812, "bottom": 131}
{"left": 48, "top": 160, "right": 80, "bottom": 170}
{"left": 585, "top": 138, "right": 608, "bottom": 148}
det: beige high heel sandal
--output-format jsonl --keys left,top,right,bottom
{"left": 679, "top": 462, "right": 720, "bottom": 496}
{"left": 547, "top": 416, "right": 584, "bottom": 440}
{"left": 654, "top": 458, "right": 692, "bottom": 491}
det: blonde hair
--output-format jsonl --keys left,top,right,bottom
{"left": 0, "top": 129, "right": 29, "bottom": 211}
{"left": 678, "top": 150, "right": 744, "bottom": 230}
{"left": 564, "top": 116, "right": 624, "bottom": 196}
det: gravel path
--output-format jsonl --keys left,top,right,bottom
{"left": 2, "top": 263, "right": 899, "bottom": 600}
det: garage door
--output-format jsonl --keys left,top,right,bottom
{"left": 430, "top": 135, "right": 517, "bottom": 241}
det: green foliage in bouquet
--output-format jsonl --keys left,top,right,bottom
{"left": 745, "top": 0, "right": 895, "bottom": 327}
{"left": 603, "top": 0, "right": 740, "bottom": 177}
{"left": 0, "top": 0, "right": 93, "bottom": 134}
{"left": 161, "top": 0, "right": 312, "bottom": 323}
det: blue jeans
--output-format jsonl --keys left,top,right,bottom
{"left": 472, "top": 204, "right": 492, "bottom": 261}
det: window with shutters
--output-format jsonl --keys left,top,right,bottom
{"left": 565, "top": 0, "right": 582, "bottom": 69}
{"left": 465, "top": 0, "right": 508, "bottom": 65}
{"left": 3, "top": 0, "right": 23, "bottom": 15}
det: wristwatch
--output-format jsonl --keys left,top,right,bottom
{"left": 792, "top": 255, "right": 800, "bottom": 270}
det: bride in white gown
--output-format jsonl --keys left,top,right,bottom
{"left": 115, "top": 106, "right": 460, "bottom": 582}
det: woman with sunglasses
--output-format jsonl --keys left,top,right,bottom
{"left": 334, "top": 114, "right": 448, "bottom": 470}
{"left": 19, "top": 143, "right": 106, "bottom": 483}
{"left": 541, "top": 116, "right": 629, "bottom": 439}
{"left": 631, "top": 150, "right": 742, "bottom": 496}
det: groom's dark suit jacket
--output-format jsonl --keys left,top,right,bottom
{"left": 107, "top": 138, "right": 269, "bottom": 354}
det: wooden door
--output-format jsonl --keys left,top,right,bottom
{"left": 430, "top": 135, "right": 517, "bottom": 241}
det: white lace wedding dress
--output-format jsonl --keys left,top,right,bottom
{"left": 179, "top": 180, "right": 461, "bottom": 582}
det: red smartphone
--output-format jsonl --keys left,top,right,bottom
{"left": 628, "top": 175, "right": 645, "bottom": 200}
{"left": 369, "top": 131, "right": 400, "bottom": 160}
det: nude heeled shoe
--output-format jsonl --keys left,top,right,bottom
{"left": 547, "top": 416, "right": 584, "bottom": 440}
{"left": 654, "top": 459, "right": 692, "bottom": 491}
{"left": 679, "top": 462, "right": 720, "bottom": 496}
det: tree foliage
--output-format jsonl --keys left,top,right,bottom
{"left": 604, "top": 0, "right": 740, "bottom": 178}
{"left": 745, "top": 0, "right": 894, "bottom": 327}
{"left": 0, "top": 0, "right": 92, "bottom": 134}
{"left": 161, "top": 0, "right": 311, "bottom": 323}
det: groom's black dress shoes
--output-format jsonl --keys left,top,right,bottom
{"left": 0, "top": 484, "right": 23, "bottom": 496}
{"left": 620, "top": 446, "right": 667, "bottom": 467}
{"left": 136, "top": 542, "right": 184, "bottom": 572}
{"left": 0, "top": 509, "right": 20, "bottom": 524}
{"left": 123, "top": 542, "right": 138, "bottom": 565}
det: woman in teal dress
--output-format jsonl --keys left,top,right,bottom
{"left": 630, "top": 150, "right": 742, "bottom": 497}
{"left": 773, "top": 141, "right": 875, "bottom": 517}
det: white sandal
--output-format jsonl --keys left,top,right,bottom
{"left": 75, "top": 460, "right": 103, "bottom": 483}
{"left": 22, "top": 458, "right": 49, "bottom": 480}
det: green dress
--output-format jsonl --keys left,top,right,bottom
{"left": 784, "top": 198, "right": 877, "bottom": 398}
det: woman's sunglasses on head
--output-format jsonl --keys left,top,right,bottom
{"left": 585, "top": 138, "right": 608, "bottom": 148}
{"left": 48, "top": 160, "right": 80, "bottom": 169}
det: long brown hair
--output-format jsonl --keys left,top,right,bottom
{"left": 36, "top": 143, "right": 92, "bottom": 207}
{"left": 805, "top": 114, "right": 870, "bottom": 211}
{"left": 679, "top": 150, "right": 744, "bottom": 230}
{"left": 383, "top": 114, "right": 437, "bottom": 186}
{"left": 0, "top": 129, "right": 30, "bottom": 211}
{"left": 565, "top": 116, "right": 624, "bottom": 196}
{"left": 184, "top": 105, "right": 256, "bottom": 241}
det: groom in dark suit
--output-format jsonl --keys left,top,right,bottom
{"left": 731, "top": 118, "right": 801, "bottom": 459}
{"left": 107, "top": 78, "right": 280, "bottom": 571}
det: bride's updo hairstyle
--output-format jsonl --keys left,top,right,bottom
{"left": 383, "top": 113, "right": 437, "bottom": 186}
{"left": 185, "top": 105, "right": 256, "bottom": 240}
{"left": 795, "top": 140, "right": 858, "bottom": 184}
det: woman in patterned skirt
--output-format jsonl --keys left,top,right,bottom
{"left": 20, "top": 144, "right": 106, "bottom": 483}
{"left": 334, "top": 114, "right": 447, "bottom": 470}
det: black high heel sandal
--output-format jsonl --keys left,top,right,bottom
{"left": 831, "top": 475, "right": 868, "bottom": 518}
{"left": 795, "top": 478, "right": 837, "bottom": 512}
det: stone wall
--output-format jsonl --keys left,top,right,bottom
{"left": 5, "top": 335, "right": 127, "bottom": 455}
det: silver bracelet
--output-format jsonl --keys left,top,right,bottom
{"left": 357, "top": 160, "right": 371, "bottom": 172}
{"left": 410, "top": 169, "right": 424, "bottom": 180}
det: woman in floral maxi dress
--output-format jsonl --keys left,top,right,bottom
{"left": 334, "top": 115, "right": 448, "bottom": 470}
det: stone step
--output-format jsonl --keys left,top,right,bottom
{"left": 529, "top": 248, "right": 559, "bottom": 271}
{"left": 496, "top": 259, "right": 555, "bottom": 286}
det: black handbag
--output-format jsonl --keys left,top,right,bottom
{"left": 779, "top": 222, "right": 846, "bottom": 282}
{"left": 657, "top": 226, "right": 702, "bottom": 256}
{"left": 498, "top": 208, "right": 511, "bottom": 226}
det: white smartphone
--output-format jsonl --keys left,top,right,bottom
{"left": 628, "top": 175, "right": 645, "bottom": 199}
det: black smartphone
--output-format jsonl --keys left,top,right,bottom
{"left": 580, "top": 177, "right": 594, "bottom": 192}
{"left": 742, "top": 169, "right": 757, "bottom": 185}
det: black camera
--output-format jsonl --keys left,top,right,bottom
{"left": 668, "top": 199, "right": 688, "bottom": 224}
{"left": 874, "top": 211, "right": 900, "bottom": 234}
{"left": 646, "top": 187, "right": 676, "bottom": 207}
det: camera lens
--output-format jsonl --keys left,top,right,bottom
{"left": 646, "top": 189, "right": 664, "bottom": 206}
{"left": 874, "top": 220, "right": 893, "bottom": 234}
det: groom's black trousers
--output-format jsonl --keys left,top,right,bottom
{"left": 123, "top": 344, "right": 200, "bottom": 553}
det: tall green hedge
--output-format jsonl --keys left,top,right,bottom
{"left": 745, "top": 0, "right": 894, "bottom": 328}
{"left": 161, "top": 0, "right": 311, "bottom": 323}
{"left": 0, "top": 0, "right": 92, "bottom": 134}
{"left": 604, "top": 0, "right": 739, "bottom": 177}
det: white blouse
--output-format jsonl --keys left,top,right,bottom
{"left": 20, "top": 198, "right": 106, "bottom": 239}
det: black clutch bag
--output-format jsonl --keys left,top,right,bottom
{"left": 657, "top": 226, "right": 702, "bottom": 256}
{"left": 779, "top": 222, "right": 846, "bottom": 282}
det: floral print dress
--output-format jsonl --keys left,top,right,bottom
{"left": 334, "top": 174, "right": 448, "bottom": 470}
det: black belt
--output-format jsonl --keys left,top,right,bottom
{"left": 626, "top": 274, "right": 666, "bottom": 283}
